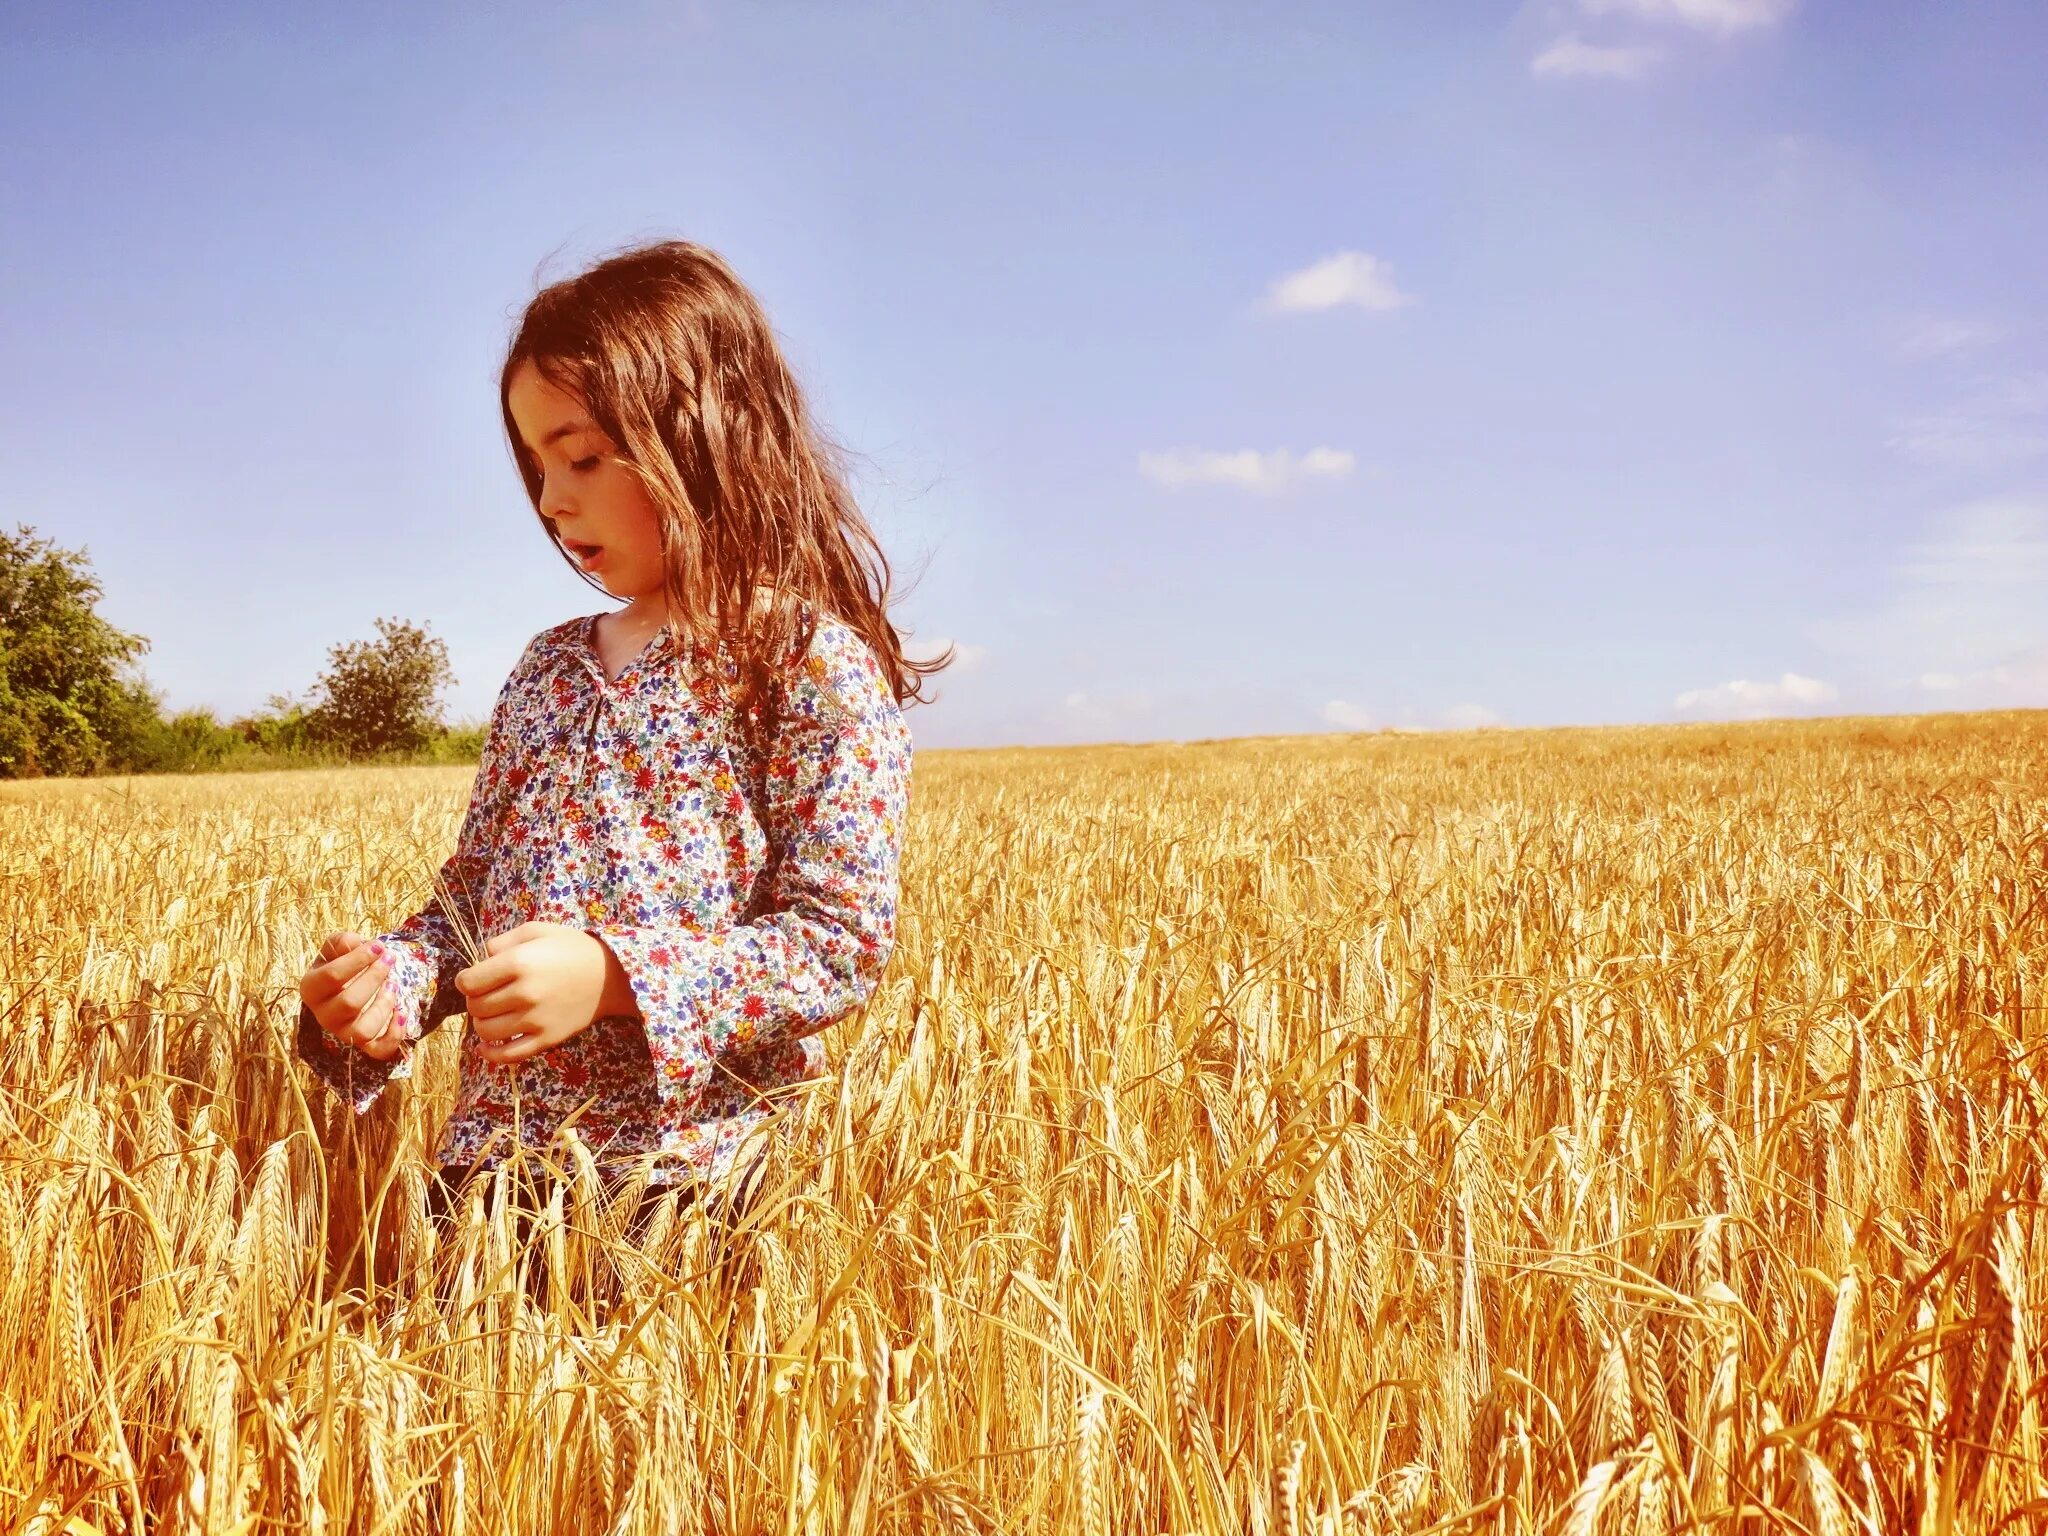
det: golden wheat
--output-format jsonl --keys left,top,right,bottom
{"left": 1, "top": 715, "right": 2045, "bottom": 1531}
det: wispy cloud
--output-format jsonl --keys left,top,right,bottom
{"left": 1897, "top": 316, "right": 2005, "bottom": 360}
{"left": 1322, "top": 700, "right": 1504, "bottom": 732}
{"left": 1063, "top": 687, "right": 1156, "bottom": 728}
{"left": 1811, "top": 497, "right": 2048, "bottom": 704}
{"left": 910, "top": 636, "right": 988, "bottom": 672}
{"left": 1261, "top": 251, "right": 1413, "bottom": 314}
{"left": 1533, "top": 0, "right": 1791, "bottom": 80}
{"left": 1892, "top": 502, "right": 2048, "bottom": 586}
{"left": 1673, "top": 672, "right": 1837, "bottom": 718}
{"left": 1531, "top": 35, "right": 1664, "bottom": 79}
{"left": 1580, "top": 0, "right": 1795, "bottom": 34}
{"left": 1915, "top": 655, "right": 2048, "bottom": 701}
{"left": 1440, "top": 702, "right": 1504, "bottom": 730}
{"left": 1887, "top": 375, "right": 2048, "bottom": 471}
{"left": 1139, "top": 446, "right": 1356, "bottom": 495}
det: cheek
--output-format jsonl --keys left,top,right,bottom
{"left": 596, "top": 472, "right": 665, "bottom": 556}
{"left": 621, "top": 484, "right": 666, "bottom": 558}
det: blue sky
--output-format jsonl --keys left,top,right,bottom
{"left": 4, "top": 0, "right": 2045, "bottom": 748}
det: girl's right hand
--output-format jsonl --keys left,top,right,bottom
{"left": 300, "top": 930, "right": 407, "bottom": 1062}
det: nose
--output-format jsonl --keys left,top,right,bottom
{"left": 539, "top": 467, "right": 576, "bottom": 524}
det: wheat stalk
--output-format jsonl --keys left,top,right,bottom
{"left": 3, "top": 716, "right": 2047, "bottom": 1529}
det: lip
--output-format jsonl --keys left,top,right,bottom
{"left": 565, "top": 539, "right": 606, "bottom": 568}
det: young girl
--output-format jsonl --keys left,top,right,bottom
{"left": 295, "top": 239, "right": 942, "bottom": 1225}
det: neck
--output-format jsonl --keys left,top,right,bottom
{"left": 617, "top": 598, "right": 670, "bottom": 629}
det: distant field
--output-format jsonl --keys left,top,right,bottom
{"left": 1, "top": 713, "right": 2043, "bottom": 1532}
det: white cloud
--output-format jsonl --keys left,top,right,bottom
{"left": 1341, "top": 703, "right": 1506, "bottom": 734}
{"left": 1673, "top": 672, "right": 1837, "bottom": 718}
{"left": 1891, "top": 500, "right": 2048, "bottom": 588}
{"left": 1261, "top": 252, "right": 1414, "bottom": 315}
{"left": 1580, "top": 0, "right": 1795, "bottom": 34}
{"left": 911, "top": 636, "right": 987, "bottom": 672}
{"left": 1811, "top": 497, "right": 2048, "bottom": 705}
{"left": 1440, "top": 703, "right": 1504, "bottom": 730}
{"left": 1912, "top": 652, "right": 2048, "bottom": 703}
{"left": 1535, "top": 0, "right": 1790, "bottom": 83}
{"left": 1887, "top": 374, "right": 2048, "bottom": 471}
{"left": 1531, "top": 34, "right": 1664, "bottom": 79}
{"left": 1139, "top": 446, "right": 1356, "bottom": 495}
{"left": 1897, "top": 316, "right": 2004, "bottom": 360}
{"left": 1062, "top": 687, "right": 1156, "bottom": 728}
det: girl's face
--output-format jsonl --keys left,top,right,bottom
{"left": 507, "top": 358, "right": 665, "bottom": 603}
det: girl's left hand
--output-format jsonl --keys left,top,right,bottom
{"left": 456, "top": 922, "right": 639, "bottom": 1064}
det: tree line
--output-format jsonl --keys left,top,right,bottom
{"left": 0, "top": 523, "right": 484, "bottom": 778}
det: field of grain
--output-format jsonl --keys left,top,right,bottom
{"left": 1, "top": 713, "right": 2043, "bottom": 1533}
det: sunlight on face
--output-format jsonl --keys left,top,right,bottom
{"left": 506, "top": 358, "right": 666, "bottom": 609}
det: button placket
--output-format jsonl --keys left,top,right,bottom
{"left": 582, "top": 691, "right": 610, "bottom": 906}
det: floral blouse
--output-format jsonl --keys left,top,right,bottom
{"left": 295, "top": 601, "right": 914, "bottom": 1191}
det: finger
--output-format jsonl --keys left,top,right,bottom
{"left": 339, "top": 952, "right": 394, "bottom": 1015}
{"left": 316, "top": 931, "right": 361, "bottom": 963}
{"left": 466, "top": 1003, "right": 528, "bottom": 1056}
{"left": 308, "top": 934, "right": 384, "bottom": 1006}
{"left": 340, "top": 986, "right": 400, "bottom": 1053}
{"left": 357, "top": 993, "right": 410, "bottom": 1061}
{"left": 316, "top": 983, "right": 388, "bottom": 1052}
{"left": 475, "top": 1028, "right": 547, "bottom": 1065}
{"left": 454, "top": 951, "right": 514, "bottom": 999}
{"left": 484, "top": 922, "right": 541, "bottom": 956}
{"left": 312, "top": 952, "right": 390, "bottom": 1035}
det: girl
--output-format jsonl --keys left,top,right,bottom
{"left": 296, "top": 239, "right": 943, "bottom": 1228}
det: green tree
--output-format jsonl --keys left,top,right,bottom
{"left": 306, "top": 616, "right": 454, "bottom": 759}
{"left": 232, "top": 691, "right": 323, "bottom": 756}
{"left": 0, "top": 524, "right": 156, "bottom": 778}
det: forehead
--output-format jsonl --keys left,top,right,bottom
{"left": 507, "top": 360, "right": 597, "bottom": 447}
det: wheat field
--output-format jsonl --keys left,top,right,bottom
{"left": 1, "top": 712, "right": 2043, "bottom": 1533}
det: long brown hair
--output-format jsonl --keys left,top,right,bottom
{"left": 499, "top": 239, "right": 948, "bottom": 753}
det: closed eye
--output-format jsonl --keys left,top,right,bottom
{"left": 570, "top": 455, "right": 599, "bottom": 472}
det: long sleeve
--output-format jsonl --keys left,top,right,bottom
{"left": 296, "top": 637, "right": 536, "bottom": 1114}
{"left": 588, "top": 621, "right": 913, "bottom": 1118}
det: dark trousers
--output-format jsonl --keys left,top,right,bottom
{"left": 424, "top": 1150, "right": 771, "bottom": 1303}
{"left": 427, "top": 1160, "right": 668, "bottom": 1243}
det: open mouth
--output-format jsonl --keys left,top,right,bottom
{"left": 565, "top": 539, "right": 605, "bottom": 566}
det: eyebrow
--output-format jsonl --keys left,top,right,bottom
{"left": 522, "top": 420, "right": 594, "bottom": 457}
